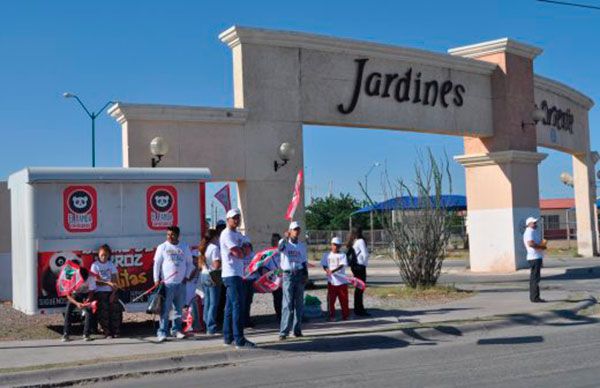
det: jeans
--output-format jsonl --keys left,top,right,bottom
{"left": 63, "top": 294, "right": 91, "bottom": 336}
{"left": 529, "top": 259, "right": 543, "bottom": 301}
{"left": 241, "top": 278, "right": 255, "bottom": 327}
{"left": 223, "top": 276, "right": 245, "bottom": 346}
{"left": 157, "top": 282, "right": 185, "bottom": 337}
{"left": 280, "top": 273, "right": 305, "bottom": 336}
{"left": 202, "top": 274, "right": 221, "bottom": 334}
{"left": 352, "top": 265, "right": 367, "bottom": 313}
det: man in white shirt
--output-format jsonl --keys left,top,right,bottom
{"left": 153, "top": 226, "right": 194, "bottom": 342}
{"left": 220, "top": 208, "right": 255, "bottom": 349}
{"left": 322, "top": 237, "right": 350, "bottom": 321}
{"left": 523, "top": 217, "right": 546, "bottom": 303}
{"left": 278, "top": 221, "right": 308, "bottom": 340}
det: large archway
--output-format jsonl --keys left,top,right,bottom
{"left": 109, "top": 26, "right": 596, "bottom": 272}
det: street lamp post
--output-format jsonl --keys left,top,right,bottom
{"left": 363, "top": 162, "right": 381, "bottom": 195}
{"left": 63, "top": 93, "right": 114, "bottom": 167}
{"left": 363, "top": 162, "right": 381, "bottom": 251}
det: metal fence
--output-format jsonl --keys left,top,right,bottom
{"left": 307, "top": 221, "right": 468, "bottom": 249}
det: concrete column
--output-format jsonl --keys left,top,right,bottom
{"left": 223, "top": 31, "right": 305, "bottom": 246}
{"left": 450, "top": 39, "right": 546, "bottom": 271}
{"left": 456, "top": 151, "right": 546, "bottom": 271}
{"left": 572, "top": 153, "right": 598, "bottom": 256}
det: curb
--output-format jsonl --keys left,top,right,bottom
{"left": 2, "top": 297, "right": 596, "bottom": 387}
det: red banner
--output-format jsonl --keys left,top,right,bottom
{"left": 38, "top": 248, "right": 156, "bottom": 309}
{"left": 63, "top": 186, "right": 97, "bottom": 233}
{"left": 147, "top": 185, "right": 178, "bottom": 230}
{"left": 285, "top": 170, "right": 303, "bottom": 220}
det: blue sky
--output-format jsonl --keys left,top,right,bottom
{"left": 1, "top": 0, "right": 599, "bottom": 214}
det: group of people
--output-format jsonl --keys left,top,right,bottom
{"left": 61, "top": 208, "right": 371, "bottom": 346}
{"left": 62, "top": 244, "right": 123, "bottom": 341}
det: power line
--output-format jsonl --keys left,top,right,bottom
{"left": 537, "top": 0, "right": 600, "bottom": 10}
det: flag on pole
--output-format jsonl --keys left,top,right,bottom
{"left": 285, "top": 170, "right": 303, "bottom": 220}
{"left": 214, "top": 184, "right": 232, "bottom": 211}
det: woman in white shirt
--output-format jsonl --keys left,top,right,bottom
{"left": 199, "top": 229, "right": 222, "bottom": 335}
{"left": 347, "top": 227, "right": 370, "bottom": 316}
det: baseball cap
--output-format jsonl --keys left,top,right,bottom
{"left": 226, "top": 208, "right": 241, "bottom": 219}
{"left": 331, "top": 237, "right": 342, "bottom": 245}
{"left": 289, "top": 221, "right": 301, "bottom": 230}
{"left": 216, "top": 219, "right": 226, "bottom": 227}
{"left": 525, "top": 217, "right": 538, "bottom": 225}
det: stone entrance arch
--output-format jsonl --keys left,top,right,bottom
{"left": 109, "top": 26, "right": 596, "bottom": 272}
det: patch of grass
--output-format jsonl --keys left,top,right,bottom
{"left": 369, "top": 284, "right": 474, "bottom": 302}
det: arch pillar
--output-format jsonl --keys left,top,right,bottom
{"left": 451, "top": 39, "right": 547, "bottom": 271}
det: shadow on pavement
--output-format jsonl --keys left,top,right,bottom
{"left": 262, "top": 334, "right": 412, "bottom": 353}
{"left": 544, "top": 266, "right": 600, "bottom": 281}
{"left": 477, "top": 335, "right": 544, "bottom": 345}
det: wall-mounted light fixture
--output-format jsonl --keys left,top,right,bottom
{"left": 150, "top": 137, "right": 169, "bottom": 167}
{"left": 521, "top": 107, "right": 546, "bottom": 130}
{"left": 559, "top": 171, "right": 574, "bottom": 187}
{"left": 274, "top": 142, "right": 295, "bottom": 172}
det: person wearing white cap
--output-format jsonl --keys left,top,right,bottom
{"left": 278, "top": 221, "right": 308, "bottom": 340}
{"left": 523, "top": 217, "right": 547, "bottom": 303}
{"left": 219, "top": 208, "right": 255, "bottom": 349}
{"left": 321, "top": 237, "right": 350, "bottom": 321}
{"left": 241, "top": 236, "right": 258, "bottom": 328}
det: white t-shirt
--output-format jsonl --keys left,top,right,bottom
{"left": 523, "top": 227, "right": 543, "bottom": 260}
{"left": 353, "top": 238, "right": 369, "bottom": 267}
{"left": 279, "top": 239, "right": 307, "bottom": 271}
{"left": 152, "top": 241, "right": 194, "bottom": 284}
{"left": 90, "top": 260, "right": 118, "bottom": 292}
{"left": 201, "top": 243, "right": 221, "bottom": 274}
{"left": 321, "top": 252, "right": 348, "bottom": 286}
{"left": 220, "top": 228, "right": 244, "bottom": 278}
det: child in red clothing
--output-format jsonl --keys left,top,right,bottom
{"left": 321, "top": 237, "right": 350, "bottom": 321}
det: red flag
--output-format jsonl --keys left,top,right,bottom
{"left": 285, "top": 170, "right": 303, "bottom": 220}
{"left": 214, "top": 184, "right": 231, "bottom": 211}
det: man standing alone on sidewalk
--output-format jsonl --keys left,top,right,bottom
{"left": 523, "top": 217, "right": 547, "bottom": 303}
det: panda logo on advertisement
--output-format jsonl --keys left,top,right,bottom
{"left": 63, "top": 186, "right": 97, "bottom": 232}
{"left": 147, "top": 185, "right": 178, "bottom": 230}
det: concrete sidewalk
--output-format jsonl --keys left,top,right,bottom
{"left": 0, "top": 290, "right": 593, "bottom": 371}
{"left": 1, "top": 256, "right": 599, "bottom": 386}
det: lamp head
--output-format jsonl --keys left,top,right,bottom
{"left": 532, "top": 108, "right": 546, "bottom": 124}
{"left": 278, "top": 142, "right": 295, "bottom": 162}
{"left": 63, "top": 92, "right": 75, "bottom": 98}
{"left": 559, "top": 172, "right": 574, "bottom": 186}
{"left": 150, "top": 137, "right": 169, "bottom": 157}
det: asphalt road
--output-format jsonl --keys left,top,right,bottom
{"left": 93, "top": 315, "right": 600, "bottom": 388}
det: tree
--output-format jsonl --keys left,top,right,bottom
{"left": 305, "top": 194, "right": 378, "bottom": 230}
{"left": 364, "top": 148, "right": 453, "bottom": 288}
